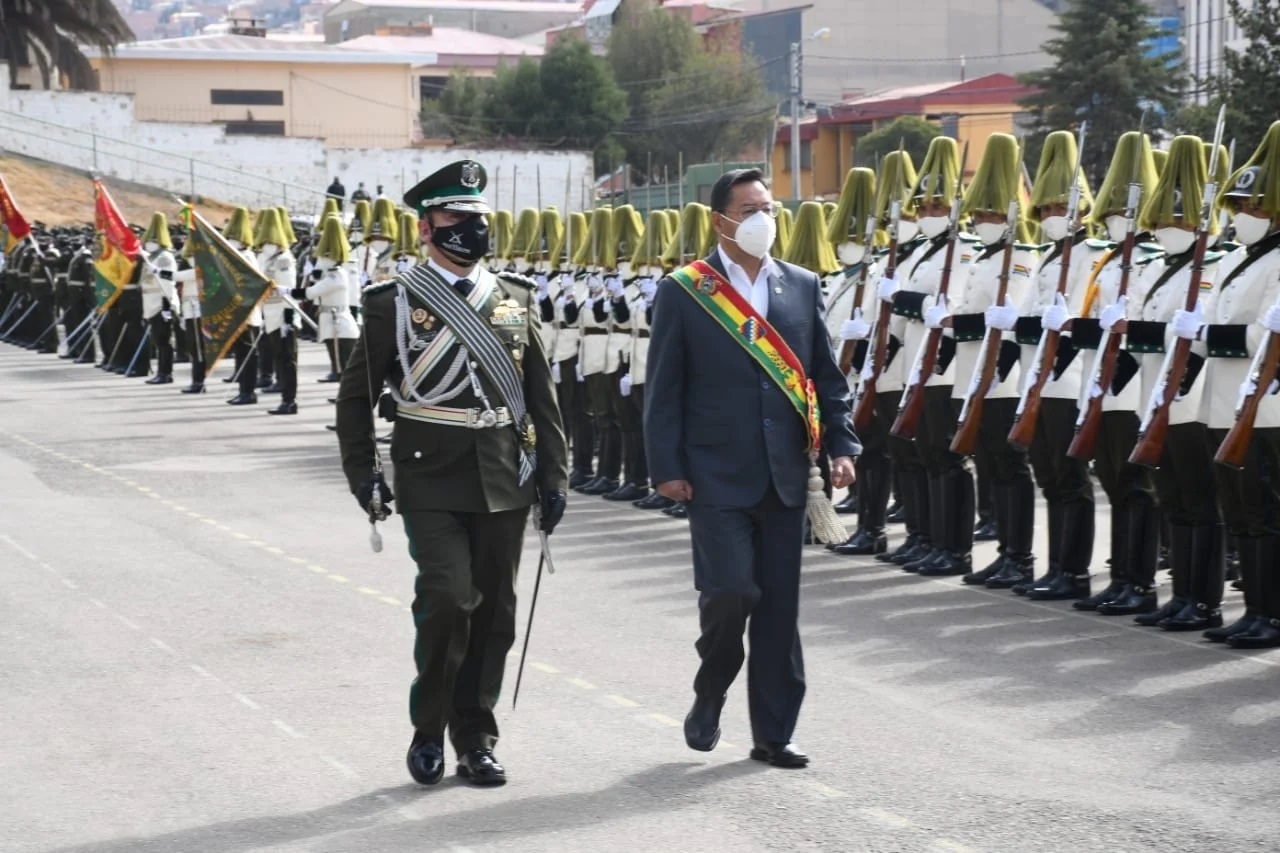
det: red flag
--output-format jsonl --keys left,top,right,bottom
{"left": 93, "top": 179, "right": 141, "bottom": 312}
{"left": 0, "top": 175, "right": 32, "bottom": 250}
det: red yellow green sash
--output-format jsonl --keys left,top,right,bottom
{"left": 670, "top": 260, "right": 821, "bottom": 452}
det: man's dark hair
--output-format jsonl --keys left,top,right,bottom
{"left": 709, "top": 168, "right": 768, "bottom": 214}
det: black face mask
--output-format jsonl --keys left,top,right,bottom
{"left": 430, "top": 214, "right": 489, "bottom": 264}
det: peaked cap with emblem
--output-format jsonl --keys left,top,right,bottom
{"left": 1140, "top": 135, "right": 1218, "bottom": 235}
{"left": 1222, "top": 120, "right": 1280, "bottom": 216}
{"left": 1087, "top": 131, "right": 1159, "bottom": 225}
{"left": 827, "top": 167, "right": 878, "bottom": 247}
{"left": 404, "top": 159, "right": 492, "bottom": 216}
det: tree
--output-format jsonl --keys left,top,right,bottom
{"left": 1017, "top": 0, "right": 1182, "bottom": 187}
{"left": 0, "top": 0, "right": 134, "bottom": 89}
{"left": 854, "top": 116, "right": 940, "bottom": 170}
{"left": 534, "top": 38, "right": 628, "bottom": 153}
{"left": 421, "top": 69, "right": 491, "bottom": 142}
{"left": 607, "top": 4, "right": 775, "bottom": 181}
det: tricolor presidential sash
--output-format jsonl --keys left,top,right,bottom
{"left": 399, "top": 264, "right": 535, "bottom": 485}
{"left": 670, "top": 260, "right": 821, "bottom": 452}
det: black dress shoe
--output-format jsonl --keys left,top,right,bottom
{"left": 634, "top": 493, "right": 673, "bottom": 510}
{"left": 267, "top": 401, "right": 298, "bottom": 415}
{"left": 1013, "top": 569, "right": 1055, "bottom": 596}
{"left": 326, "top": 397, "right": 337, "bottom": 405}
{"left": 963, "top": 556, "right": 1005, "bottom": 586}
{"left": 227, "top": 392, "right": 258, "bottom": 405}
{"left": 603, "top": 484, "right": 649, "bottom": 502}
{"left": 832, "top": 529, "right": 887, "bottom": 556}
{"left": 1135, "top": 596, "right": 1187, "bottom": 627}
{"left": 1095, "top": 584, "right": 1157, "bottom": 616}
{"left": 317, "top": 372, "right": 341, "bottom": 383}
{"left": 1158, "top": 600, "right": 1223, "bottom": 632}
{"left": 684, "top": 695, "right": 725, "bottom": 752}
{"left": 262, "top": 382, "right": 283, "bottom": 394}
{"left": 1226, "top": 616, "right": 1280, "bottom": 649}
{"left": 1027, "top": 572, "right": 1091, "bottom": 601}
{"left": 256, "top": 377, "right": 273, "bottom": 390}
{"left": 1074, "top": 580, "right": 1127, "bottom": 611}
{"left": 580, "top": 478, "right": 620, "bottom": 496}
{"left": 222, "top": 374, "right": 236, "bottom": 382}
{"left": 144, "top": 374, "right": 173, "bottom": 385}
{"left": 750, "top": 742, "right": 809, "bottom": 768}
{"left": 665, "top": 502, "right": 689, "bottom": 519}
{"left": 986, "top": 559, "right": 1034, "bottom": 590}
{"left": 917, "top": 551, "right": 973, "bottom": 577}
{"left": 123, "top": 369, "right": 148, "bottom": 378}
{"left": 1204, "top": 613, "right": 1260, "bottom": 643}
{"left": 902, "top": 547, "right": 944, "bottom": 574}
{"left": 834, "top": 493, "right": 858, "bottom": 515}
{"left": 573, "top": 475, "right": 604, "bottom": 494}
{"left": 406, "top": 735, "right": 446, "bottom": 786}
{"left": 325, "top": 424, "right": 337, "bottom": 431}
{"left": 881, "top": 536, "right": 926, "bottom": 565}
{"left": 973, "top": 520, "right": 999, "bottom": 542}
{"left": 568, "top": 470, "right": 594, "bottom": 490}
{"left": 456, "top": 748, "right": 507, "bottom": 786}
{"left": 885, "top": 502, "right": 906, "bottom": 524}
{"left": 180, "top": 384, "right": 206, "bottom": 394}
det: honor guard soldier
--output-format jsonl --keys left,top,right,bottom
{"left": 1203, "top": 120, "right": 1280, "bottom": 648}
{"left": 393, "top": 211, "right": 422, "bottom": 275}
{"left": 138, "top": 213, "right": 178, "bottom": 384}
{"left": 61, "top": 238, "right": 94, "bottom": 362}
{"left": 347, "top": 199, "right": 372, "bottom": 311}
{"left": 223, "top": 208, "right": 264, "bottom": 404}
{"left": 365, "top": 198, "right": 400, "bottom": 286}
{"left": 334, "top": 159, "right": 568, "bottom": 787}
{"left": 553, "top": 212, "right": 595, "bottom": 489}
{"left": 576, "top": 207, "right": 621, "bottom": 496}
{"left": 303, "top": 214, "right": 359, "bottom": 384}
{"left": 256, "top": 209, "right": 301, "bottom": 415}
{"left": 628, "top": 209, "right": 672, "bottom": 510}
{"left": 603, "top": 204, "right": 649, "bottom": 503}
{"left": 174, "top": 238, "right": 208, "bottom": 394}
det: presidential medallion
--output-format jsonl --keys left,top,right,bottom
{"left": 411, "top": 308, "right": 429, "bottom": 326}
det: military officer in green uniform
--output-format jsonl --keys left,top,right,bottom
{"left": 334, "top": 160, "right": 569, "bottom": 788}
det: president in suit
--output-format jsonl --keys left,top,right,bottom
{"left": 644, "top": 169, "right": 861, "bottom": 768}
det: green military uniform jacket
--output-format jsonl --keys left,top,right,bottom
{"left": 335, "top": 262, "right": 569, "bottom": 513}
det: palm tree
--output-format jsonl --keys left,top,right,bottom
{"left": 0, "top": 0, "right": 134, "bottom": 90}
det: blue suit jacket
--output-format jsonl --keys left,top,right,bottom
{"left": 643, "top": 251, "right": 862, "bottom": 509}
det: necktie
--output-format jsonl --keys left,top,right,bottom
{"left": 454, "top": 277, "right": 473, "bottom": 298}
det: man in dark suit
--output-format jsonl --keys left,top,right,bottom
{"left": 644, "top": 169, "right": 861, "bottom": 768}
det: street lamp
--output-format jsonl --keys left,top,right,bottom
{"left": 790, "top": 27, "right": 831, "bottom": 201}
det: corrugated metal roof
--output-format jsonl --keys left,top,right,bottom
{"left": 341, "top": 30, "right": 544, "bottom": 57}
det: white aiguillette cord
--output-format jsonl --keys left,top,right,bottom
{"left": 364, "top": 285, "right": 391, "bottom": 553}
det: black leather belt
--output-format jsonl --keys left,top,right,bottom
{"left": 582, "top": 328, "right": 608, "bottom": 336}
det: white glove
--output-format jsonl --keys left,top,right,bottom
{"left": 606, "top": 277, "right": 624, "bottom": 298}
{"left": 160, "top": 310, "right": 173, "bottom": 322}
{"left": 1264, "top": 305, "right": 1280, "bottom": 334}
{"left": 985, "top": 303, "right": 1018, "bottom": 331}
{"left": 923, "top": 296, "right": 949, "bottom": 330}
{"left": 551, "top": 362, "right": 561, "bottom": 384}
{"left": 620, "top": 373, "right": 632, "bottom": 397}
{"left": 1100, "top": 297, "right": 1128, "bottom": 332}
{"left": 859, "top": 357, "right": 874, "bottom": 383}
{"left": 840, "top": 308, "right": 872, "bottom": 341}
{"left": 1171, "top": 302, "right": 1204, "bottom": 341}
{"left": 535, "top": 273, "right": 549, "bottom": 296}
{"left": 639, "top": 278, "right": 657, "bottom": 300}
{"left": 1041, "top": 292, "right": 1070, "bottom": 332}
{"left": 588, "top": 275, "right": 604, "bottom": 294}
{"left": 877, "top": 275, "right": 898, "bottom": 303}
{"left": 576, "top": 362, "right": 585, "bottom": 382}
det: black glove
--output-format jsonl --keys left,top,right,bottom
{"left": 291, "top": 287, "right": 308, "bottom": 301}
{"left": 283, "top": 307, "right": 295, "bottom": 327}
{"left": 356, "top": 472, "right": 394, "bottom": 517}
{"left": 539, "top": 489, "right": 566, "bottom": 534}
{"left": 309, "top": 269, "right": 323, "bottom": 282}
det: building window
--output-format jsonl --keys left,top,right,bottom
{"left": 210, "top": 89, "right": 284, "bottom": 106}
{"left": 939, "top": 113, "right": 959, "bottom": 139}
{"left": 800, "top": 140, "right": 813, "bottom": 170}
{"left": 222, "top": 120, "right": 286, "bottom": 136}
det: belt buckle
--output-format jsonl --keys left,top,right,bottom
{"left": 467, "top": 408, "right": 498, "bottom": 429}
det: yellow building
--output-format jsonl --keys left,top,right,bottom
{"left": 87, "top": 33, "right": 429, "bottom": 148}
{"left": 772, "top": 74, "right": 1039, "bottom": 201}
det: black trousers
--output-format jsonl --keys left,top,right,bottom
{"left": 148, "top": 313, "right": 174, "bottom": 377}
{"left": 233, "top": 328, "right": 260, "bottom": 397}
{"left": 112, "top": 291, "right": 145, "bottom": 371}
{"left": 1029, "top": 398, "right": 1095, "bottom": 507}
{"left": 97, "top": 301, "right": 121, "bottom": 365}
{"left": 402, "top": 506, "right": 529, "bottom": 754}
{"left": 586, "top": 372, "right": 621, "bottom": 480}
{"left": 270, "top": 327, "right": 298, "bottom": 404}
{"left": 1095, "top": 410, "right": 1158, "bottom": 585}
{"left": 629, "top": 383, "right": 651, "bottom": 488}
{"left": 555, "top": 356, "right": 595, "bottom": 475}
{"left": 1150, "top": 422, "right": 1219, "bottom": 528}
{"left": 976, "top": 397, "right": 1035, "bottom": 560}
{"left": 608, "top": 362, "right": 647, "bottom": 487}
{"left": 185, "top": 317, "right": 206, "bottom": 387}
{"left": 1212, "top": 427, "right": 1280, "bottom": 538}
{"left": 880, "top": 389, "right": 929, "bottom": 541}
{"left": 687, "top": 486, "right": 806, "bottom": 745}
{"left": 258, "top": 327, "right": 276, "bottom": 385}
{"left": 856, "top": 401, "right": 892, "bottom": 534}
{"left": 62, "top": 286, "right": 89, "bottom": 353}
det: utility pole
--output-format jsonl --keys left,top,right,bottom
{"left": 790, "top": 41, "right": 802, "bottom": 202}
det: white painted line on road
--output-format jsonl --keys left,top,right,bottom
{"left": 805, "top": 781, "right": 849, "bottom": 799}
{"left": 201, "top": 518, "right": 218, "bottom": 526}
{"left": 531, "top": 662, "right": 559, "bottom": 674}
{"left": 859, "top": 807, "right": 915, "bottom": 829}
{"left": 320, "top": 754, "right": 361, "bottom": 780}
{"left": 235, "top": 692, "right": 261, "bottom": 711}
{"left": 287, "top": 556, "right": 308, "bottom": 565}
{"left": 647, "top": 712, "right": 682, "bottom": 727}
{"left": 567, "top": 677, "right": 597, "bottom": 690}
{"left": 150, "top": 637, "right": 177, "bottom": 656}
{"left": 308, "top": 564, "right": 327, "bottom": 573}
{"left": 265, "top": 546, "right": 285, "bottom": 555}
{"left": 189, "top": 664, "right": 215, "bottom": 680}
{"left": 0, "top": 533, "right": 38, "bottom": 561}
{"left": 720, "top": 740, "right": 736, "bottom": 749}
{"left": 932, "top": 840, "right": 978, "bottom": 853}
{"left": 233, "top": 532, "right": 251, "bottom": 540}
{"left": 605, "top": 694, "right": 640, "bottom": 708}
{"left": 379, "top": 596, "right": 402, "bottom": 606}
{"left": 122, "top": 480, "right": 137, "bottom": 487}
{"left": 61, "top": 577, "right": 78, "bottom": 590}
{"left": 249, "top": 539, "right": 267, "bottom": 546}
{"left": 273, "top": 719, "right": 304, "bottom": 739}
{"left": 328, "top": 574, "right": 350, "bottom": 583}
{"left": 357, "top": 586, "right": 381, "bottom": 596}
{"left": 114, "top": 614, "right": 141, "bottom": 631}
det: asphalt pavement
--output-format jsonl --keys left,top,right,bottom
{"left": 2, "top": 340, "right": 1278, "bottom": 853}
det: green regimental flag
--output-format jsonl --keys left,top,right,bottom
{"left": 186, "top": 210, "right": 273, "bottom": 375}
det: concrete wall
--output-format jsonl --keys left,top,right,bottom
{"left": 0, "top": 83, "right": 593, "bottom": 218}
{"left": 92, "top": 56, "right": 419, "bottom": 149}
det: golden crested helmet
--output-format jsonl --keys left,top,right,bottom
{"left": 394, "top": 211, "right": 420, "bottom": 257}
{"left": 771, "top": 204, "right": 793, "bottom": 258}
{"left": 827, "top": 167, "right": 878, "bottom": 265}
{"left": 491, "top": 210, "right": 515, "bottom": 261}
{"left": 566, "top": 211, "right": 589, "bottom": 269}
{"left": 913, "top": 137, "right": 962, "bottom": 206}
{"left": 1030, "top": 130, "right": 1093, "bottom": 219}
{"left": 141, "top": 212, "right": 173, "bottom": 250}
{"left": 963, "top": 133, "right": 1022, "bottom": 216}
{"left": 1086, "top": 131, "right": 1160, "bottom": 226}
{"left": 1151, "top": 148, "right": 1169, "bottom": 179}
{"left": 314, "top": 212, "right": 351, "bottom": 265}
{"left": 539, "top": 207, "right": 566, "bottom": 273}
{"left": 1139, "top": 134, "right": 1218, "bottom": 235}
{"left": 222, "top": 207, "right": 253, "bottom": 247}
{"left": 349, "top": 199, "right": 372, "bottom": 241}
{"left": 611, "top": 204, "right": 644, "bottom": 276}
{"left": 368, "top": 197, "right": 399, "bottom": 244}
{"left": 783, "top": 200, "right": 841, "bottom": 275}
{"left": 275, "top": 206, "right": 297, "bottom": 246}
{"left": 632, "top": 209, "right": 673, "bottom": 276}
{"left": 510, "top": 207, "right": 542, "bottom": 269}
{"left": 321, "top": 197, "right": 340, "bottom": 222}
{"left": 873, "top": 149, "right": 920, "bottom": 229}
{"left": 254, "top": 208, "right": 290, "bottom": 250}
{"left": 660, "top": 203, "right": 711, "bottom": 267}
{"left": 1220, "top": 120, "right": 1280, "bottom": 218}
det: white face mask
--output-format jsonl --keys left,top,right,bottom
{"left": 724, "top": 211, "right": 777, "bottom": 259}
{"left": 1041, "top": 216, "right": 1071, "bottom": 242}
{"left": 837, "top": 242, "right": 866, "bottom": 266}
{"left": 143, "top": 241, "right": 160, "bottom": 253}
{"left": 918, "top": 216, "right": 949, "bottom": 239}
{"left": 896, "top": 220, "right": 920, "bottom": 242}
{"left": 974, "top": 222, "right": 1006, "bottom": 246}
{"left": 1233, "top": 213, "right": 1273, "bottom": 246}
{"left": 370, "top": 239, "right": 390, "bottom": 252}
{"left": 315, "top": 257, "right": 335, "bottom": 271}
{"left": 227, "top": 239, "right": 243, "bottom": 250}
{"left": 259, "top": 244, "right": 279, "bottom": 260}
{"left": 1156, "top": 226, "right": 1196, "bottom": 255}
{"left": 1105, "top": 215, "right": 1129, "bottom": 243}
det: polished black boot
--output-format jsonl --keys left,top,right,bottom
{"left": 919, "top": 467, "right": 974, "bottom": 577}
{"left": 1137, "top": 523, "right": 1193, "bottom": 626}
{"left": 568, "top": 470, "right": 594, "bottom": 490}
{"left": 834, "top": 492, "right": 858, "bottom": 515}
{"left": 1160, "top": 523, "right": 1224, "bottom": 631}
{"left": 905, "top": 475, "right": 947, "bottom": 574}
{"left": 1077, "top": 504, "right": 1129, "bottom": 611}
{"left": 1028, "top": 500, "right": 1093, "bottom": 601}
{"left": 634, "top": 492, "right": 673, "bottom": 510}
{"left": 1206, "top": 536, "right": 1265, "bottom": 642}
{"left": 684, "top": 694, "right": 725, "bottom": 752}
{"left": 964, "top": 555, "right": 1004, "bottom": 586}
{"left": 990, "top": 479, "right": 1037, "bottom": 590}
{"left": 1095, "top": 583, "right": 1156, "bottom": 615}
{"left": 406, "top": 732, "right": 446, "bottom": 785}
{"left": 1228, "top": 553, "right": 1280, "bottom": 648}
{"left": 580, "top": 477, "right": 620, "bottom": 496}
{"left": 833, "top": 528, "right": 888, "bottom": 556}
{"left": 603, "top": 483, "right": 649, "bottom": 502}
{"left": 881, "top": 532, "right": 928, "bottom": 565}
{"left": 972, "top": 481, "right": 1014, "bottom": 585}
